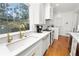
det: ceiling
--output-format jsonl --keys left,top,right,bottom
{"left": 51, "top": 3, "right": 79, "bottom": 14}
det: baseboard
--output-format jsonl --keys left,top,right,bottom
{"left": 59, "top": 35, "right": 70, "bottom": 37}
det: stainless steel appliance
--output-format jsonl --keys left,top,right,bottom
{"left": 50, "top": 30, "right": 54, "bottom": 45}
{"left": 43, "top": 29, "right": 54, "bottom": 45}
{"left": 36, "top": 24, "right": 43, "bottom": 33}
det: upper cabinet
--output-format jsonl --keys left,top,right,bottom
{"left": 39, "top": 4, "right": 46, "bottom": 24}
{"left": 29, "top": 3, "right": 46, "bottom": 24}
{"left": 44, "top": 3, "right": 53, "bottom": 20}
{"left": 29, "top": 3, "right": 53, "bottom": 24}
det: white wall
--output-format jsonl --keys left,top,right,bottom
{"left": 53, "top": 12, "right": 78, "bottom": 36}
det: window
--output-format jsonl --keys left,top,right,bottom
{"left": 0, "top": 3, "right": 29, "bottom": 34}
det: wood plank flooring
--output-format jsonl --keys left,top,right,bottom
{"left": 44, "top": 35, "right": 70, "bottom": 56}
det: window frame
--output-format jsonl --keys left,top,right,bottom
{"left": 0, "top": 3, "right": 30, "bottom": 37}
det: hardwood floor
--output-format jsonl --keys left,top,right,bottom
{"left": 44, "top": 35, "right": 70, "bottom": 56}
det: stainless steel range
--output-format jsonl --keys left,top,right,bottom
{"left": 43, "top": 29, "right": 54, "bottom": 46}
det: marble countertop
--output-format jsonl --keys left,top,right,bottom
{"left": 0, "top": 31, "right": 50, "bottom": 56}
{"left": 69, "top": 32, "right": 79, "bottom": 42}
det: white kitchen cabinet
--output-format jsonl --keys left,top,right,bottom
{"left": 42, "top": 34, "right": 50, "bottom": 54}
{"left": 27, "top": 40, "right": 43, "bottom": 56}
{"left": 47, "top": 34, "right": 50, "bottom": 47}
{"left": 51, "top": 27, "right": 59, "bottom": 40}
{"left": 70, "top": 37, "right": 77, "bottom": 56}
{"left": 40, "top": 4, "right": 46, "bottom": 24}
{"left": 17, "top": 40, "right": 42, "bottom": 56}
{"left": 53, "top": 28, "right": 59, "bottom": 40}
{"left": 17, "top": 33, "right": 50, "bottom": 56}
{"left": 29, "top": 3, "right": 46, "bottom": 24}
{"left": 44, "top": 3, "right": 52, "bottom": 19}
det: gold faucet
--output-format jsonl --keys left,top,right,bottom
{"left": 7, "top": 33, "right": 13, "bottom": 43}
{"left": 7, "top": 22, "right": 26, "bottom": 42}
{"left": 19, "top": 24, "right": 26, "bottom": 39}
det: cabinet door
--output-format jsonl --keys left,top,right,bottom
{"left": 30, "top": 4, "right": 45, "bottom": 24}
{"left": 47, "top": 34, "right": 50, "bottom": 47}
{"left": 71, "top": 38, "right": 77, "bottom": 56}
{"left": 28, "top": 40, "right": 42, "bottom": 56}
{"left": 27, "top": 43, "right": 42, "bottom": 56}
{"left": 54, "top": 28, "right": 59, "bottom": 40}
{"left": 42, "top": 38, "right": 47, "bottom": 54}
{"left": 42, "top": 34, "right": 50, "bottom": 54}
{"left": 39, "top": 4, "right": 46, "bottom": 24}
{"left": 45, "top": 3, "right": 51, "bottom": 19}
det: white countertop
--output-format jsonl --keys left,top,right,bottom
{"left": 69, "top": 32, "right": 79, "bottom": 42}
{"left": 0, "top": 31, "right": 50, "bottom": 56}
{"left": 0, "top": 44, "right": 12, "bottom": 56}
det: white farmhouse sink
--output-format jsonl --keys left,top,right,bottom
{"left": 7, "top": 39, "right": 25, "bottom": 51}
{"left": 26, "top": 33, "right": 42, "bottom": 38}
{"left": 6, "top": 36, "right": 37, "bottom": 52}
{"left": 6, "top": 32, "right": 42, "bottom": 52}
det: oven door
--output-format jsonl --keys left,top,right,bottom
{"left": 50, "top": 31, "right": 54, "bottom": 45}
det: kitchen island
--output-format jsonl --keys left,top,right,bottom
{"left": 69, "top": 32, "right": 79, "bottom": 56}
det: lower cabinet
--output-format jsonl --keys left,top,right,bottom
{"left": 17, "top": 40, "right": 42, "bottom": 56}
{"left": 70, "top": 38, "right": 77, "bottom": 56}
{"left": 26, "top": 40, "right": 43, "bottom": 56}
{"left": 42, "top": 34, "right": 50, "bottom": 54}
{"left": 17, "top": 34, "right": 50, "bottom": 56}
